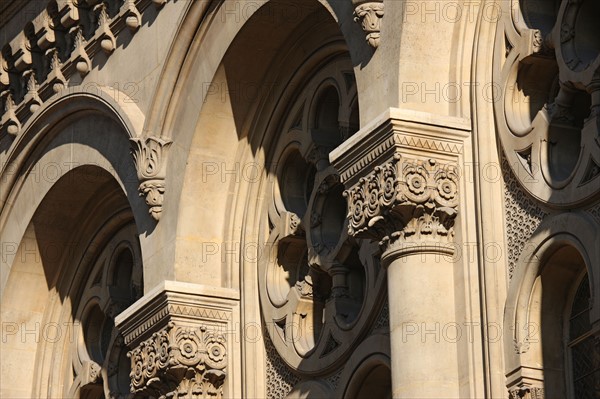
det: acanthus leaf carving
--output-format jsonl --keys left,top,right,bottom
{"left": 343, "top": 154, "right": 459, "bottom": 250}
{"left": 1, "top": 90, "right": 21, "bottom": 137}
{"left": 69, "top": 25, "right": 91, "bottom": 77}
{"left": 130, "top": 136, "right": 172, "bottom": 221}
{"left": 128, "top": 321, "right": 227, "bottom": 399}
{"left": 95, "top": 2, "right": 117, "bottom": 54}
{"left": 352, "top": 0, "right": 384, "bottom": 49}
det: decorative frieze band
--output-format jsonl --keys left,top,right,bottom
{"left": 130, "top": 136, "right": 172, "bottom": 221}
{"left": 352, "top": 0, "right": 384, "bottom": 48}
{"left": 0, "top": 0, "right": 170, "bottom": 137}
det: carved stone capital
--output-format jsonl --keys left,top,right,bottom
{"left": 343, "top": 155, "right": 459, "bottom": 247}
{"left": 352, "top": 0, "right": 384, "bottom": 48}
{"left": 115, "top": 281, "right": 240, "bottom": 399}
{"left": 508, "top": 385, "right": 545, "bottom": 399}
{"left": 130, "top": 136, "right": 172, "bottom": 221}
{"left": 505, "top": 366, "right": 545, "bottom": 399}
{"left": 330, "top": 108, "right": 468, "bottom": 257}
{"left": 128, "top": 321, "right": 227, "bottom": 399}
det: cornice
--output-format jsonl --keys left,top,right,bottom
{"left": 1, "top": 0, "right": 170, "bottom": 137}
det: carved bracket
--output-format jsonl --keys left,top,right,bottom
{"left": 129, "top": 321, "right": 227, "bottom": 399}
{"left": 352, "top": 0, "right": 384, "bottom": 48}
{"left": 130, "top": 136, "right": 172, "bottom": 221}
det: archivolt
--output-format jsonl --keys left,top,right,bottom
{"left": 0, "top": 88, "right": 148, "bottom": 292}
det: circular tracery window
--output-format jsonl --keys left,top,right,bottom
{"left": 259, "top": 56, "right": 386, "bottom": 374}
{"left": 494, "top": 0, "right": 600, "bottom": 207}
{"left": 68, "top": 223, "right": 143, "bottom": 399}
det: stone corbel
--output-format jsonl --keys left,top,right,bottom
{"left": 352, "top": 0, "right": 384, "bottom": 49}
{"left": 130, "top": 136, "right": 172, "bottom": 221}
{"left": 115, "top": 281, "right": 240, "bottom": 399}
{"left": 33, "top": 12, "right": 56, "bottom": 51}
{"left": 56, "top": 0, "right": 80, "bottom": 28}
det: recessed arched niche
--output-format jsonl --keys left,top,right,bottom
{"left": 504, "top": 212, "right": 599, "bottom": 398}
{"left": 1, "top": 130, "right": 143, "bottom": 398}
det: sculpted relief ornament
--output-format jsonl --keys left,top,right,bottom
{"left": 331, "top": 111, "right": 465, "bottom": 262}
{"left": 129, "top": 322, "right": 227, "bottom": 399}
{"left": 509, "top": 386, "right": 545, "bottom": 399}
{"left": 115, "top": 282, "right": 239, "bottom": 399}
{"left": 131, "top": 136, "right": 172, "bottom": 221}
{"left": 494, "top": 0, "right": 600, "bottom": 207}
{"left": 344, "top": 154, "right": 458, "bottom": 252}
{"left": 0, "top": 0, "right": 171, "bottom": 137}
{"left": 352, "top": 0, "right": 384, "bottom": 48}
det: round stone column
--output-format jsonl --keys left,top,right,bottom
{"left": 383, "top": 242, "right": 459, "bottom": 398}
{"left": 331, "top": 110, "right": 467, "bottom": 398}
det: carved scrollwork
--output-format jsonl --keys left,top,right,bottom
{"left": 130, "top": 136, "right": 172, "bottom": 221}
{"left": 128, "top": 322, "right": 227, "bottom": 399}
{"left": 343, "top": 154, "right": 459, "bottom": 248}
{"left": 352, "top": 0, "right": 384, "bottom": 49}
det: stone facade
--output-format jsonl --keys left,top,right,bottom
{"left": 1, "top": 1, "right": 599, "bottom": 398}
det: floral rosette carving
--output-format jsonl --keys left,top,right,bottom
{"left": 348, "top": 184, "right": 367, "bottom": 231}
{"left": 204, "top": 331, "right": 227, "bottom": 370}
{"left": 142, "top": 339, "right": 158, "bottom": 380}
{"left": 402, "top": 163, "right": 429, "bottom": 202}
{"left": 130, "top": 348, "right": 145, "bottom": 389}
{"left": 173, "top": 328, "right": 203, "bottom": 367}
{"left": 127, "top": 322, "right": 227, "bottom": 399}
{"left": 343, "top": 155, "right": 459, "bottom": 245}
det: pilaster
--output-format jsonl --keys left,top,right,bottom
{"left": 115, "top": 281, "right": 241, "bottom": 399}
